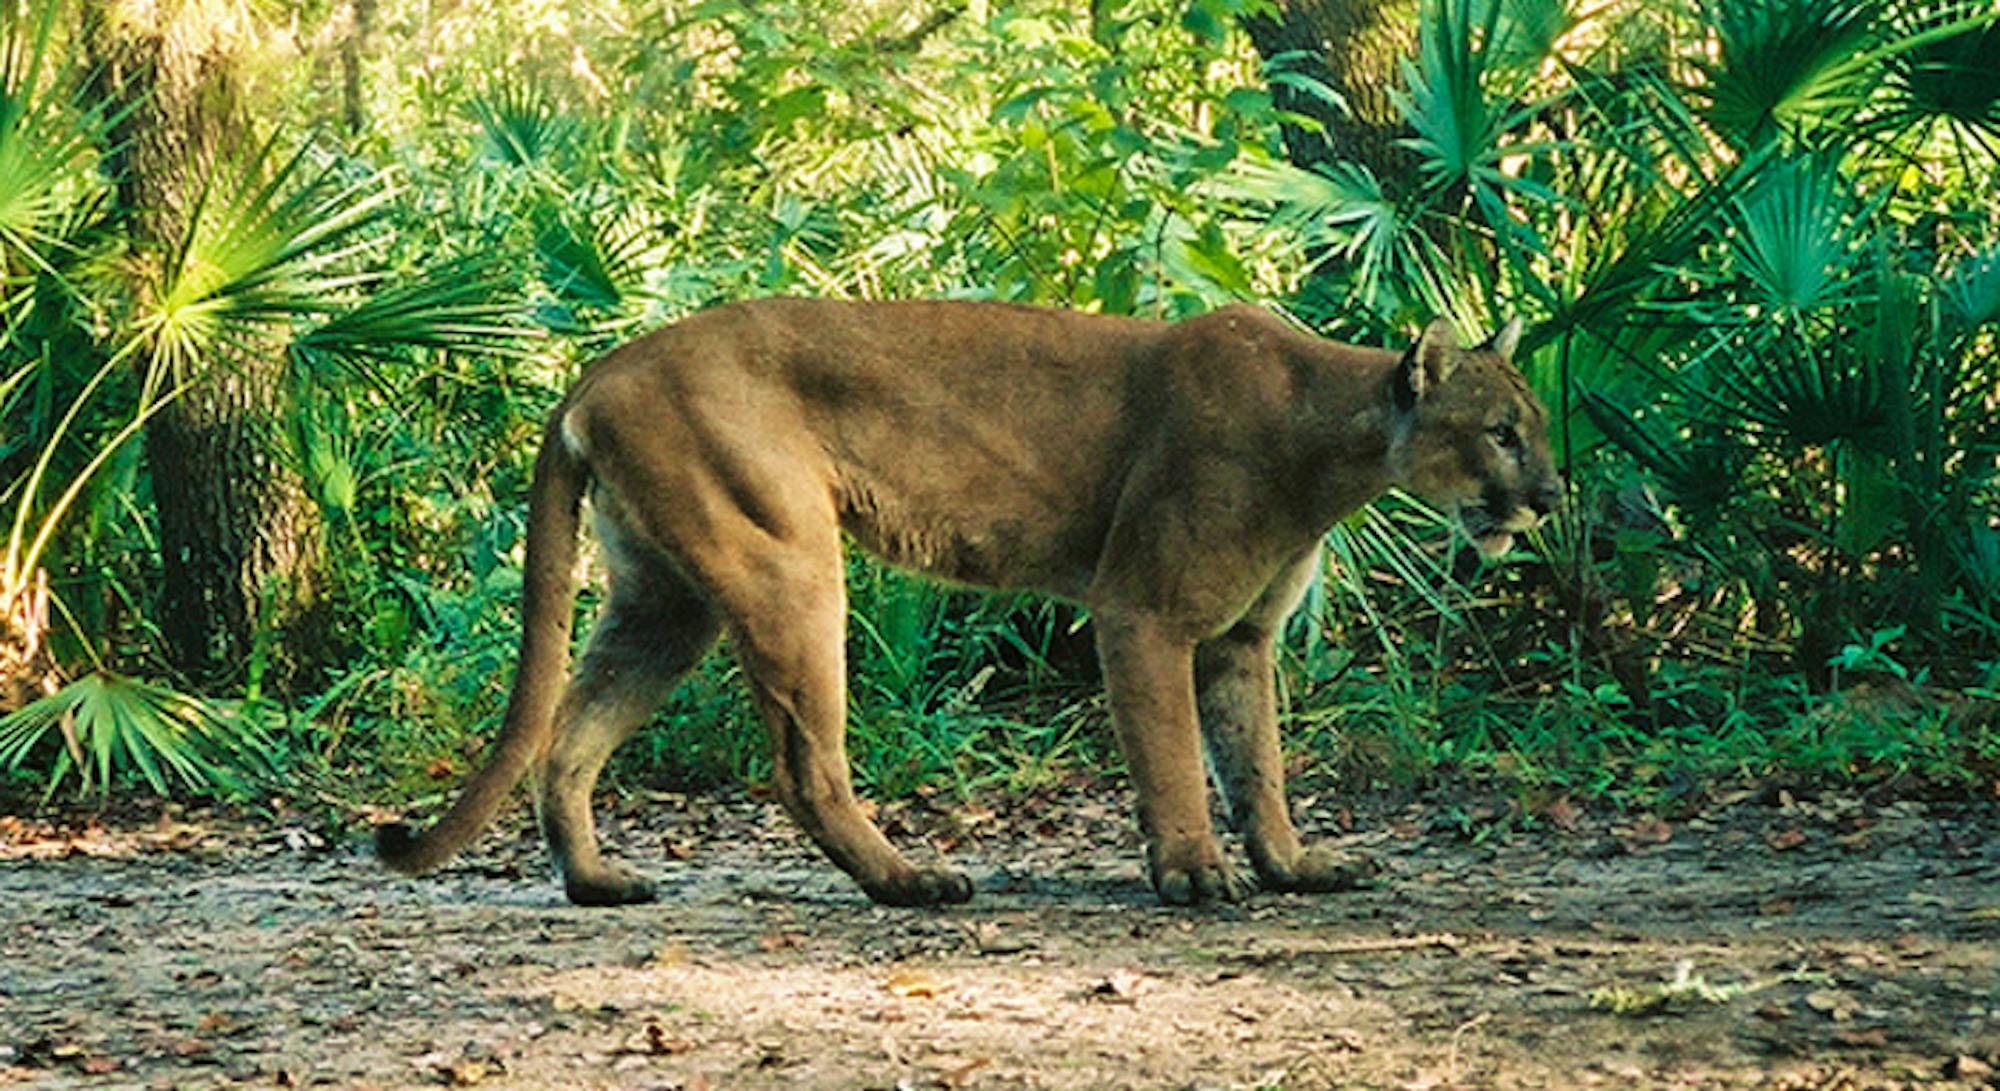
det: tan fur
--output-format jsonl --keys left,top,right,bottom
{"left": 377, "top": 299, "right": 1560, "bottom": 907}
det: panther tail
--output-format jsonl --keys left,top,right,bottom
{"left": 375, "top": 408, "right": 586, "bottom": 875}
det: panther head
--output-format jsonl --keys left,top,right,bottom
{"left": 1390, "top": 317, "right": 1563, "bottom": 558}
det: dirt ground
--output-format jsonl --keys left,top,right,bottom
{"left": 2, "top": 785, "right": 1997, "bottom": 1090}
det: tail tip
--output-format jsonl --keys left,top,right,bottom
{"left": 374, "top": 821, "right": 427, "bottom": 873}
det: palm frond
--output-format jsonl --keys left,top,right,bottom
{"left": 295, "top": 254, "right": 541, "bottom": 369}
{"left": 1696, "top": 0, "right": 1883, "bottom": 143}
{"left": 1939, "top": 243, "right": 2000, "bottom": 335}
{"left": 1488, "top": 0, "right": 1574, "bottom": 72}
{"left": 535, "top": 203, "right": 663, "bottom": 313}
{"left": 138, "top": 135, "right": 400, "bottom": 382}
{"left": 1724, "top": 152, "right": 1864, "bottom": 317}
{"left": 0, "top": 671, "right": 270, "bottom": 799}
{"left": 1325, "top": 498, "right": 1467, "bottom": 628}
{"left": 0, "top": 0, "right": 118, "bottom": 278}
{"left": 1396, "top": 0, "right": 1514, "bottom": 189}
{"left": 1882, "top": 3, "right": 2000, "bottom": 136}
{"left": 467, "top": 81, "right": 582, "bottom": 171}
{"left": 1680, "top": 321, "right": 1891, "bottom": 451}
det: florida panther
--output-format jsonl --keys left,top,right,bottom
{"left": 378, "top": 300, "right": 1560, "bottom": 907}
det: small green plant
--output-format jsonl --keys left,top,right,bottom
{"left": 1828, "top": 624, "right": 1919, "bottom": 684}
{"left": 1589, "top": 960, "right": 1750, "bottom": 1017}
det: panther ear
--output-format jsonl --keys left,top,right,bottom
{"left": 1395, "top": 318, "right": 1461, "bottom": 409}
{"left": 1484, "top": 316, "right": 1523, "bottom": 361}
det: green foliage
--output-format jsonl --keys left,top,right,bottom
{"left": 0, "top": 0, "right": 539, "bottom": 798}
{"left": 4, "top": 0, "right": 1997, "bottom": 812}
{"left": 1228, "top": 0, "right": 2000, "bottom": 802}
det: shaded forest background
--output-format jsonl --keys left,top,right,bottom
{"left": 1, "top": 0, "right": 1997, "bottom": 816}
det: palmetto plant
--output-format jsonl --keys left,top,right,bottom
{"left": 0, "top": 0, "right": 536, "bottom": 798}
{"left": 0, "top": 0, "right": 122, "bottom": 707}
{"left": 1587, "top": 1, "right": 2000, "bottom": 676}
{"left": 0, "top": 0, "right": 230, "bottom": 792}
{"left": 0, "top": 671, "right": 274, "bottom": 800}
{"left": 1228, "top": 0, "right": 1998, "bottom": 720}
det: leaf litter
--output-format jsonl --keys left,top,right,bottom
{"left": 0, "top": 788, "right": 1994, "bottom": 1088}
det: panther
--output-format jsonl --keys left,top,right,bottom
{"left": 377, "top": 300, "right": 1561, "bottom": 907}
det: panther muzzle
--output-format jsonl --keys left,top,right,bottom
{"left": 1460, "top": 480, "right": 1563, "bottom": 559}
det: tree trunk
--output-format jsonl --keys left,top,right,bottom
{"left": 339, "top": 0, "right": 376, "bottom": 136}
{"left": 1242, "top": 0, "right": 1423, "bottom": 186}
{"left": 86, "top": 0, "right": 329, "bottom": 692}
{"left": 145, "top": 356, "right": 327, "bottom": 691}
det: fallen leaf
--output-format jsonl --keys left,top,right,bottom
{"left": 1759, "top": 897, "right": 1795, "bottom": 916}
{"left": 757, "top": 930, "right": 802, "bottom": 952}
{"left": 622, "top": 1022, "right": 694, "bottom": 1056}
{"left": 937, "top": 1056, "right": 993, "bottom": 1088}
{"left": 439, "top": 1058, "right": 491, "bottom": 1086}
{"left": 79, "top": 1057, "right": 118, "bottom": 1075}
{"left": 1545, "top": 796, "right": 1582, "bottom": 832}
{"left": 425, "top": 758, "right": 456, "bottom": 780}
{"left": 966, "top": 921, "right": 1030, "bottom": 955}
{"left": 1766, "top": 828, "right": 1808, "bottom": 851}
{"left": 1949, "top": 1054, "right": 1994, "bottom": 1079}
{"left": 885, "top": 969, "right": 946, "bottom": 998}
{"left": 1615, "top": 816, "right": 1672, "bottom": 847}
{"left": 1086, "top": 969, "right": 1147, "bottom": 1004}
{"left": 1833, "top": 1028, "right": 1887, "bottom": 1049}
{"left": 1803, "top": 989, "right": 1857, "bottom": 1021}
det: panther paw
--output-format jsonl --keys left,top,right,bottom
{"left": 564, "top": 862, "right": 659, "bottom": 907}
{"left": 865, "top": 866, "right": 974, "bottom": 907}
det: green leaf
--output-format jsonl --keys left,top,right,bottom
{"left": 1887, "top": 5, "right": 2000, "bottom": 135}
{"left": 0, "top": 0, "right": 116, "bottom": 279}
{"left": 1726, "top": 152, "right": 1860, "bottom": 316}
{"left": 297, "top": 254, "right": 538, "bottom": 367}
{"left": 1941, "top": 246, "right": 2000, "bottom": 333}
{"left": 1395, "top": 0, "right": 1508, "bottom": 187}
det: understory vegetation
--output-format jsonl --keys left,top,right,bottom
{"left": 1, "top": 0, "right": 1997, "bottom": 819}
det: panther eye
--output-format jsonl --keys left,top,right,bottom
{"left": 1489, "top": 425, "right": 1520, "bottom": 450}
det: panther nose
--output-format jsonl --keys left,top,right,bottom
{"left": 1531, "top": 478, "right": 1565, "bottom": 520}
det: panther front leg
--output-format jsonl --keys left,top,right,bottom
{"left": 1195, "top": 549, "right": 1376, "bottom": 894}
{"left": 1093, "top": 612, "right": 1243, "bottom": 905}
